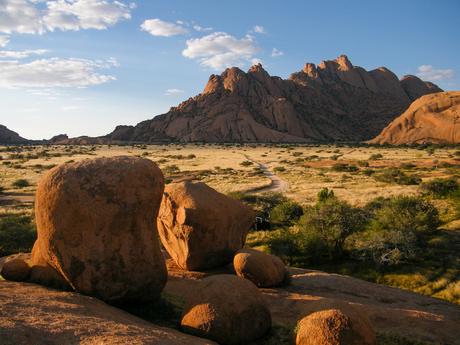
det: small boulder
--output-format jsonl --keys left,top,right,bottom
{"left": 157, "top": 181, "right": 255, "bottom": 271}
{"left": 1, "top": 258, "right": 30, "bottom": 282}
{"left": 33, "top": 156, "right": 167, "bottom": 302}
{"left": 181, "top": 274, "right": 271, "bottom": 345}
{"left": 233, "top": 248, "right": 289, "bottom": 287}
{"left": 296, "top": 309, "right": 376, "bottom": 345}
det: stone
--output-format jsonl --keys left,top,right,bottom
{"left": 157, "top": 181, "right": 255, "bottom": 271}
{"left": 1, "top": 258, "right": 30, "bottom": 282}
{"left": 296, "top": 309, "right": 376, "bottom": 345}
{"left": 181, "top": 274, "right": 271, "bottom": 345}
{"left": 233, "top": 248, "right": 289, "bottom": 287}
{"left": 32, "top": 156, "right": 167, "bottom": 302}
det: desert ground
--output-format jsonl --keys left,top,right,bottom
{"left": 1, "top": 143, "right": 459, "bottom": 310}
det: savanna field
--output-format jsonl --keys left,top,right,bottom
{"left": 1, "top": 143, "right": 459, "bottom": 307}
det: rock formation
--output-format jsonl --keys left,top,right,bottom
{"left": 0, "top": 125, "right": 28, "bottom": 144}
{"left": 370, "top": 91, "right": 460, "bottom": 144}
{"left": 157, "top": 181, "right": 255, "bottom": 271}
{"left": 32, "top": 156, "right": 167, "bottom": 302}
{"left": 233, "top": 248, "right": 289, "bottom": 287}
{"left": 100, "top": 55, "right": 441, "bottom": 143}
{"left": 180, "top": 274, "right": 271, "bottom": 344}
{"left": 296, "top": 308, "right": 376, "bottom": 345}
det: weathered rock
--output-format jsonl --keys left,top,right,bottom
{"left": 233, "top": 248, "right": 289, "bottom": 287}
{"left": 100, "top": 55, "right": 442, "bottom": 144}
{"left": 296, "top": 308, "right": 376, "bottom": 345}
{"left": 0, "top": 281, "right": 217, "bottom": 345}
{"left": 1, "top": 258, "right": 30, "bottom": 282}
{"left": 33, "top": 156, "right": 167, "bottom": 302}
{"left": 401, "top": 75, "right": 443, "bottom": 101}
{"left": 181, "top": 274, "right": 271, "bottom": 345}
{"left": 157, "top": 181, "right": 255, "bottom": 271}
{"left": 29, "top": 243, "right": 70, "bottom": 290}
{"left": 370, "top": 91, "right": 460, "bottom": 145}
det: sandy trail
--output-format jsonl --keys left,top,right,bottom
{"left": 244, "top": 155, "right": 289, "bottom": 194}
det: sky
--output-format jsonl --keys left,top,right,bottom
{"left": 0, "top": 0, "right": 459, "bottom": 140}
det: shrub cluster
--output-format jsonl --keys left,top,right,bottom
{"left": 0, "top": 214, "right": 36, "bottom": 256}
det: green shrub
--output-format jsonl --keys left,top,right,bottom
{"left": 331, "top": 163, "right": 359, "bottom": 172}
{"left": 317, "top": 187, "right": 335, "bottom": 202}
{"left": 420, "top": 178, "right": 459, "bottom": 198}
{"left": 374, "top": 168, "right": 421, "bottom": 185}
{"left": 273, "top": 166, "right": 286, "bottom": 172}
{"left": 0, "top": 214, "right": 36, "bottom": 256}
{"left": 12, "top": 179, "right": 30, "bottom": 188}
{"left": 240, "top": 160, "right": 253, "bottom": 167}
{"left": 369, "top": 153, "right": 383, "bottom": 160}
{"left": 270, "top": 201, "right": 303, "bottom": 226}
{"left": 357, "top": 160, "right": 369, "bottom": 167}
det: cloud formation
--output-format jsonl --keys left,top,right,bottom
{"left": 0, "top": 49, "right": 48, "bottom": 59}
{"left": 271, "top": 48, "right": 284, "bottom": 57}
{"left": 0, "top": 36, "right": 10, "bottom": 47}
{"left": 416, "top": 65, "right": 454, "bottom": 81}
{"left": 182, "top": 32, "right": 259, "bottom": 70}
{"left": 141, "top": 19, "right": 188, "bottom": 37}
{"left": 0, "top": 0, "right": 133, "bottom": 34}
{"left": 252, "top": 25, "right": 266, "bottom": 34}
{"left": 165, "top": 88, "right": 184, "bottom": 96}
{"left": 0, "top": 57, "right": 117, "bottom": 88}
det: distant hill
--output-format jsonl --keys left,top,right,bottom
{"left": 370, "top": 91, "right": 460, "bottom": 145}
{"left": 97, "top": 55, "right": 441, "bottom": 144}
{"left": 0, "top": 125, "right": 29, "bottom": 144}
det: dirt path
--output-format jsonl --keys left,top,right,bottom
{"left": 244, "top": 156, "right": 289, "bottom": 194}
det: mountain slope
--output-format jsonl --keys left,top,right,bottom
{"left": 370, "top": 91, "right": 460, "bottom": 145}
{"left": 62, "top": 55, "right": 440, "bottom": 144}
{"left": 0, "top": 125, "right": 29, "bottom": 144}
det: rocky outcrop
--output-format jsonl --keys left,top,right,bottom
{"left": 157, "top": 181, "right": 254, "bottom": 271}
{"left": 233, "top": 248, "right": 288, "bottom": 287}
{"left": 33, "top": 156, "right": 167, "bottom": 302}
{"left": 0, "top": 281, "right": 216, "bottom": 345}
{"left": 370, "top": 91, "right": 460, "bottom": 145}
{"left": 180, "top": 274, "right": 271, "bottom": 345}
{"left": 400, "top": 75, "right": 443, "bottom": 101}
{"left": 0, "top": 125, "right": 28, "bottom": 144}
{"left": 102, "top": 55, "right": 442, "bottom": 143}
{"left": 296, "top": 308, "right": 376, "bottom": 345}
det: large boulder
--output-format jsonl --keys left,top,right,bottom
{"left": 296, "top": 309, "right": 376, "bottom": 345}
{"left": 157, "top": 181, "right": 255, "bottom": 271}
{"left": 233, "top": 248, "right": 289, "bottom": 287}
{"left": 181, "top": 274, "right": 271, "bottom": 345}
{"left": 32, "top": 156, "right": 167, "bottom": 302}
{"left": 1, "top": 258, "right": 30, "bottom": 282}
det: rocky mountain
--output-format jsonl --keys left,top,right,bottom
{"left": 370, "top": 91, "right": 460, "bottom": 145}
{"left": 0, "top": 125, "right": 29, "bottom": 144}
{"left": 103, "top": 55, "right": 442, "bottom": 143}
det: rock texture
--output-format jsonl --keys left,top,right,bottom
{"left": 180, "top": 274, "right": 271, "bottom": 345}
{"left": 0, "top": 125, "right": 28, "bottom": 144}
{"left": 32, "top": 156, "right": 167, "bottom": 302}
{"left": 0, "top": 281, "right": 216, "bottom": 345}
{"left": 233, "top": 248, "right": 288, "bottom": 287}
{"left": 100, "top": 55, "right": 441, "bottom": 143}
{"left": 157, "top": 181, "right": 255, "bottom": 271}
{"left": 370, "top": 91, "right": 460, "bottom": 144}
{"left": 296, "top": 308, "right": 376, "bottom": 345}
{"left": 0, "top": 258, "right": 30, "bottom": 282}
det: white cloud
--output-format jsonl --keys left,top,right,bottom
{"left": 182, "top": 32, "right": 259, "bottom": 70}
{"left": 0, "top": 0, "right": 133, "bottom": 34}
{"left": 0, "top": 36, "right": 10, "bottom": 47}
{"left": 193, "top": 24, "right": 212, "bottom": 32}
{"left": 271, "top": 48, "right": 284, "bottom": 57}
{"left": 165, "top": 88, "right": 184, "bottom": 96}
{"left": 416, "top": 65, "right": 454, "bottom": 81}
{"left": 61, "top": 105, "right": 80, "bottom": 111}
{"left": 253, "top": 25, "right": 266, "bottom": 34}
{"left": 0, "top": 57, "right": 117, "bottom": 88}
{"left": 141, "top": 19, "right": 188, "bottom": 37}
{"left": 0, "top": 49, "right": 48, "bottom": 58}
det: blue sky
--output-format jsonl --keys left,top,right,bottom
{"left": 0, "top": 0, "right": 459, "bottom": 139}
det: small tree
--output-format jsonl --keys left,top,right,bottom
{"left": 271, "top": 201, "right": 304, "bottom": 226}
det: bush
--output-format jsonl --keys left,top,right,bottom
{"left": 273, "top": 166, "right": 286, "bottom": 172}
{"left": 331, "top": 163, "right": 359, "bottom": 172}
{"left": 270, "top": 201, "right": 303, "bottom": 226}
{"left": 295, "top": 198, "right": 367, "bottom": 260}
{"left": 317, "top": 187, "right": 335, "bottom": 202}
{"left": 420, "top": 178, "right": 459, "bottom": 198}
{"left": 0, "top": 214, "right": 36, "bottom": 256}
{"left": 240, "top": 160, "right": 253, "bottom": 167}
{"left": 374, "top": 168, "right": 421, "bottom": 185}
{"left": 369, "top": 153, "right": 383, "bottom": 160}
{"left": 12, "top": 179, "right": 30, "bottom": 188}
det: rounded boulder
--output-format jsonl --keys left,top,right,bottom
{"left": 181, "top": 274, "right": 271, "bottom": 345}
{"left": 233, "top": 248, "right": 289, "bottom": 287}
{"left": 33, "top": 156, "right": 167, "bottom": 302}
{"left": 1, "top": 258, "right": 30, "bottom": 282}
{"left": 296, "top": 308, "right": 376, "bottom": 345}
